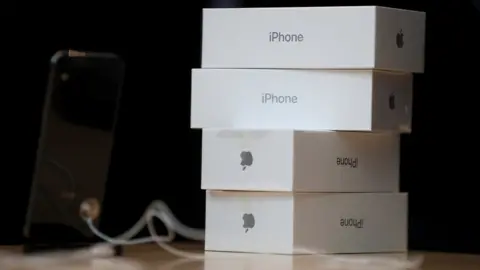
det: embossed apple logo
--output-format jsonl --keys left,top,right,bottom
{"left": 396, "top": 29, "right": 404, "bottom": 48}
{"left": 242, "top": 213, "right": 255, "bottom": 233}
{"left": 240, "top": 151, "right": 253, "bottom": 171}
{"left": 388, "top": 93, "right": 396, "bottom": 110}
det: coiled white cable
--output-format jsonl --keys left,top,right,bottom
{"left": 0, "top": 200, "right": 205, "bottom": 269}
{"left": 82, "top": 200, "right": 206, "bottom": 260}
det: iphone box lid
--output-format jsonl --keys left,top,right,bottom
{"left": 202, "top": 6, "right": 425, "bottom": 73}
{"left": 205, "top": 191, "right": 408, "bottom": 254}
{"left": 202, "top": 130, "right": 399, "bottom": 192}
{"left": 191, "top": 69, "right": 413, "bottom": 133}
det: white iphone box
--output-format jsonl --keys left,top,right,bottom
{"left": 205, "top": 191, "right": 408, "bottom": 254}
{"left": 202, "top": 130, "right": 399, "bottom": 192}
{"left": 191, "top": 69, "right": 413, "bottom": 132}
{"left": 202, "top": 6, "right": 426, "bottom": 73}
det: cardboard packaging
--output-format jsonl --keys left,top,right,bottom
{"left": 191, "top": 69, "right": 413, "bottom": 132}
{"left": 202, "top": 130, "right": 399, "bottom": 192}
{"left": 202, "top": 6, "right": 425, "bottom": 73}
{"left": 205, "top": 191, "right": 408, "bottom": 254}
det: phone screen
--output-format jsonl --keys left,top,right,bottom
{"left": 24, "top": 51, "right": 125, "bottom": 247}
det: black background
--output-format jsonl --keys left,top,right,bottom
{"left": 4, "top": 0, "right": 480, "bottom": 254}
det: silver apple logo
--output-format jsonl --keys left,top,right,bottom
{"left": 389, "top": 93, "right": 396, "bottom": 110}
{"left": 396, "top": 29, "right": 404, "bottom": 48}
{"left": 240, "top": 151, "right": 253, "bottom": 171}
{"left": 242, "top": 213, "right": 255, "bottom": 233}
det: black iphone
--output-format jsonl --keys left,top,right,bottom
{"left": 23, "top": 50, "right": 125, "bottom": 254}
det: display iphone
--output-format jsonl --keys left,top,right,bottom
{"left": 23, "top": 50, "right": 125, "bottom": 254}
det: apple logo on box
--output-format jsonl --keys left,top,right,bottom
{"left": 242, "top": 213, "right": 255, "bottom": 233}
{"left": 396, "top": 29, "right": 404, "bottom": 48}
{"left": 388, "top": 93, "right": 396, "bottom": 110}
{"left": 240, "top": 151, "right": 253, "bottom": 171}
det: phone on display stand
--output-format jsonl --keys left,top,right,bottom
{"left": 23, "top": 50, "right": 125, "bottom": 255}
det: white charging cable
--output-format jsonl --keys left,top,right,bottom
{"left": 81, "top": 199, "right": 206, "bottom": 260}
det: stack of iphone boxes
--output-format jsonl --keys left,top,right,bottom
{"left": 191, "top": 6, "right": 425, "bottom": 255}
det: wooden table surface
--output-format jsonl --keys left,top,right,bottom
{"left": 1, "top": 243, "right": 480, "bottom": 269}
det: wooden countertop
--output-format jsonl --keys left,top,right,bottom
{"left": 1, "top": 243, "right": 480, "bottom": 269}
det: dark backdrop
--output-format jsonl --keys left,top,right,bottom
{"left": 4, "top": 0, "right": 480, "bottom": 254}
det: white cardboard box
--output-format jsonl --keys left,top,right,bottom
{"left": 202, "top": 130, "right": 399, "bottom": 192}
{"left": 191, "top": 69, "right": 413, "bottom": 132}
{"left": 202, "top": 6, "right": 426, "bottom": 73}
{"left": 205, "top": 191, "right": 408, "bottom": 254}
